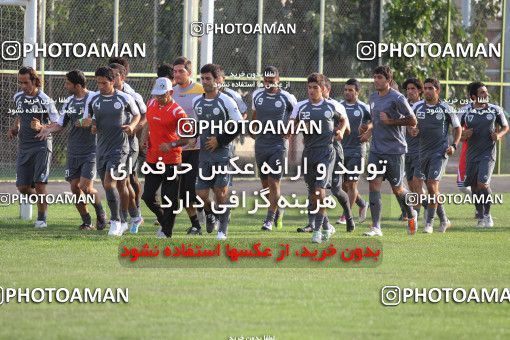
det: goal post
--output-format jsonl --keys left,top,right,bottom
{"left": 2, "top": 0, "right": 37, "bottom": 68}
{"left": 1, "top": 0, "right": 37, "bottom": 220}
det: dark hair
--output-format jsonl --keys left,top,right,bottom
{"left": 468, "top": 81, "right": 485, "bottom": 99}
{"left": 200, "top": 63, "right": 221, "bottom": 79}
{"left": 109, "top": 63, "right": 126, "bottom": 77}
{"left": 263, "top": 66, "right": 279, "bottom": 78}
{"left": 95, "top": 66, "right": 114, "bottom": 81}
{"left": 216, "top": 64, "right": 225, "bottom": 79}
{"left": 307, "top": 73, "right": 325, "bottom": 86}
{"left": 373, "top": 65, "right": 393, "bottom": 81}
{"left": 402, "top": 77, "right": 423, "bottom": 92}
{"left": 424, "top": 78, "right": 441, "bottom": 91}
{"left": 345, "top": 78, "right": 361, "bottom": 92}
{"left": 157, "top": 63, "right": 174, "bottom": 79}
{"left": 324, "top": 76, "right": 331, "bottom": 91}
{"left": 172, "top": 56, "right": 192, "bottom": 73}
{"left": 108, "top": 57, "right": 129, "bottom": 75}
{"left": 390, "top": 80, "right": 399, "bottom": 91}
{"left": 66, "top": 70, "right": 86, "bottom": 87}
{"left": 18, "top": 66, "right": 41, "bottom": 88}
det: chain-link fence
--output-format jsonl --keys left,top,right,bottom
{"left": 0, "top": 0, "right": 509, "bottom": 180}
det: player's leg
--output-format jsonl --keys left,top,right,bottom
{"left": 77, "top": 155, "right": 106, "bottom": 230}
{"left": 424, "top": 179, "right": 439, "bottom": 233}
{"left": 387, "top": 153, "right": 417, "bottom": 234}
{"left": 344, "top": 155, "right": 367, "bottom": 223}
{"left": 257, "top": 150, "right": 280, "bottom": 231}
{"left": 159, "top": 166, "right": 180, "bottom": 237}
{"left": 364, "top": 152, "right": 384, "bottom": 236}
{"left": 141, "top": 170, "right": 164, "bottom": 226}
{"left": 66, "top": 157, "right": 90, "bottom": 229}
{"left": 267, "top": 176, "right": 282, "bottom": 229}
{"left": 477, "top": 160, "right": 495, "bottom": 228}
{"left": 16, "top": 159, "right": 38, "bottom": 228}
{"left": 258, "top": 168, "right": 273, "bottom": 231}
{"left": 127, "top": 149, "right": 143, "bottom": 231}
{"left": 365, "top": 177, "right": 383, "bottom": 236}
{"left": 131, "top": 172, "right": 142, "bottom": 215}
{"left": 32, "top": 149, "right": 51, "bottom": 228}
{"left": 127, "top": 173, "right": 143, "bottom": 233}
{"left": 310, "top": 185, "right": 327, "bottom": 244}
{"left": 335, "top": 180, "right": 347, "bottom": 225}
{"left": 117, "top": 178, "right": 130, "bottom": 232}
{"left": 101, "top": 161, "right": 122, "bottom": 236}
{"left": 408, "top": 155, "right": 425, "bottom": 217}
{"left": 182, "top": 150, "right": 202, "bottom": 233}
{"left": 331, "top": 178, "right": 354, "bottom": 232}
{"left": 316, "top": 150, "right": 342, "bottom": 241}
{"left": 196, "top": 188, "right": 212, "bottom": 234}
{"left": 196, "top": 160, "right": 215, "bottom": 234}
{"left": 69, "top": 178, "right": 92, "bottom": 229}
{"left": 33, "top": 181, "right": 48, "bottom": 226}
{"left": 330, "top": 154, "right": 353, "bottom": 230}
{"left": 213, "top": 184, "right": 230, "bottom": 240}
{"left": 464, "top": 161, "right": 483, "bottom": 227}
{"left": 271, "top": 149, "right": 286, "bottom": 230}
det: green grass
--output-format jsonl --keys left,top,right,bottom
{"left": 0, "top": 195, "right": 509, "bottom": 339}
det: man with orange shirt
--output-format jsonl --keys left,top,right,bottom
{"left": 141, "top": 77, "right": 190, "bottom": 238}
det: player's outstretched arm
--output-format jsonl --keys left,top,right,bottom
{"left": 35, "top": 122, "right": 63, "bottom": 141}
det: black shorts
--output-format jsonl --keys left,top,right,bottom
{"left": 255, "top": 143, "right": 286, "bottom": 180}
{"left": 343, "top": 154, "right": 364, "bottom": 182}
{"left": 180, "top": 149, "right": 200, "bottom": 201}
{"left": 419, "top": 153, "right": 448, "bottom": 181}
{"left": 16, "top": 147, "right": 51, "bottom": 187}
{"left": 464, "top": 159, "right": 495, "bottom": 187}
{"left": 65, "top": 153, "right": 96, "bottom": 182}
{"left": 405, "top": 153, "right": 421, "bottom": 181}
{"left": 304, "top": 146, "right": 335, "bottom": 189}
{"left": 97, "top": 151, "right": 128, "bottom": 181}
{"left": 367, "top": 152, "right": 405, "bottom": 187}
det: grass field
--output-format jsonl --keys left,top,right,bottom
{"left": 0, "top": 194, "right": 509, "bottom": 339}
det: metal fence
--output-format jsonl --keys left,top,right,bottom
{"left": 1, "top": 0, "right": 509, "bottom": 180}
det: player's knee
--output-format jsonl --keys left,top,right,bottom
{"left": 345, "top": 181, "right": 356, "bottom": 191}
{"left": 391, "top": 186, "right": 404, "bottom": 196}
{"left": 78, "top": 181, "right": 91, "bottom": 194}
{"left": 477, "top": 182, "right": 489, "bottom": 190}
{"left": 197, "top": 191, "right": 208, "bottom": 203}
{"left": 315, "top": 188, "right": 326, "bottom": 201}
{"left": 17, "top": 186, "right": 31, "bottom": 194}
{"left": 369, "top": 180, "right": 381, "bottom": 192}
{"left": 426, "top": 180, "right": 438, "bottom": 193}
{"left": 260, "top": 179, "right": 269, "bottom": 189}
{"left": 70, "top": 183, "right": 81, "bottom": 194}
{"left": 34, "top": 182, "right": 46, "bottom": 193}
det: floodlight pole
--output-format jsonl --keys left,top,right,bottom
{"left": 113, "top": 0, "right": 119, "bottom": 44}
{"left": 200, "top": 0, "right": 214, "bottom": 67}
{"left": 256, "top": 0, "right": 263, "bottom": 76}
{"left": 318, "top": 0, "right": 325, "bottom": 74}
